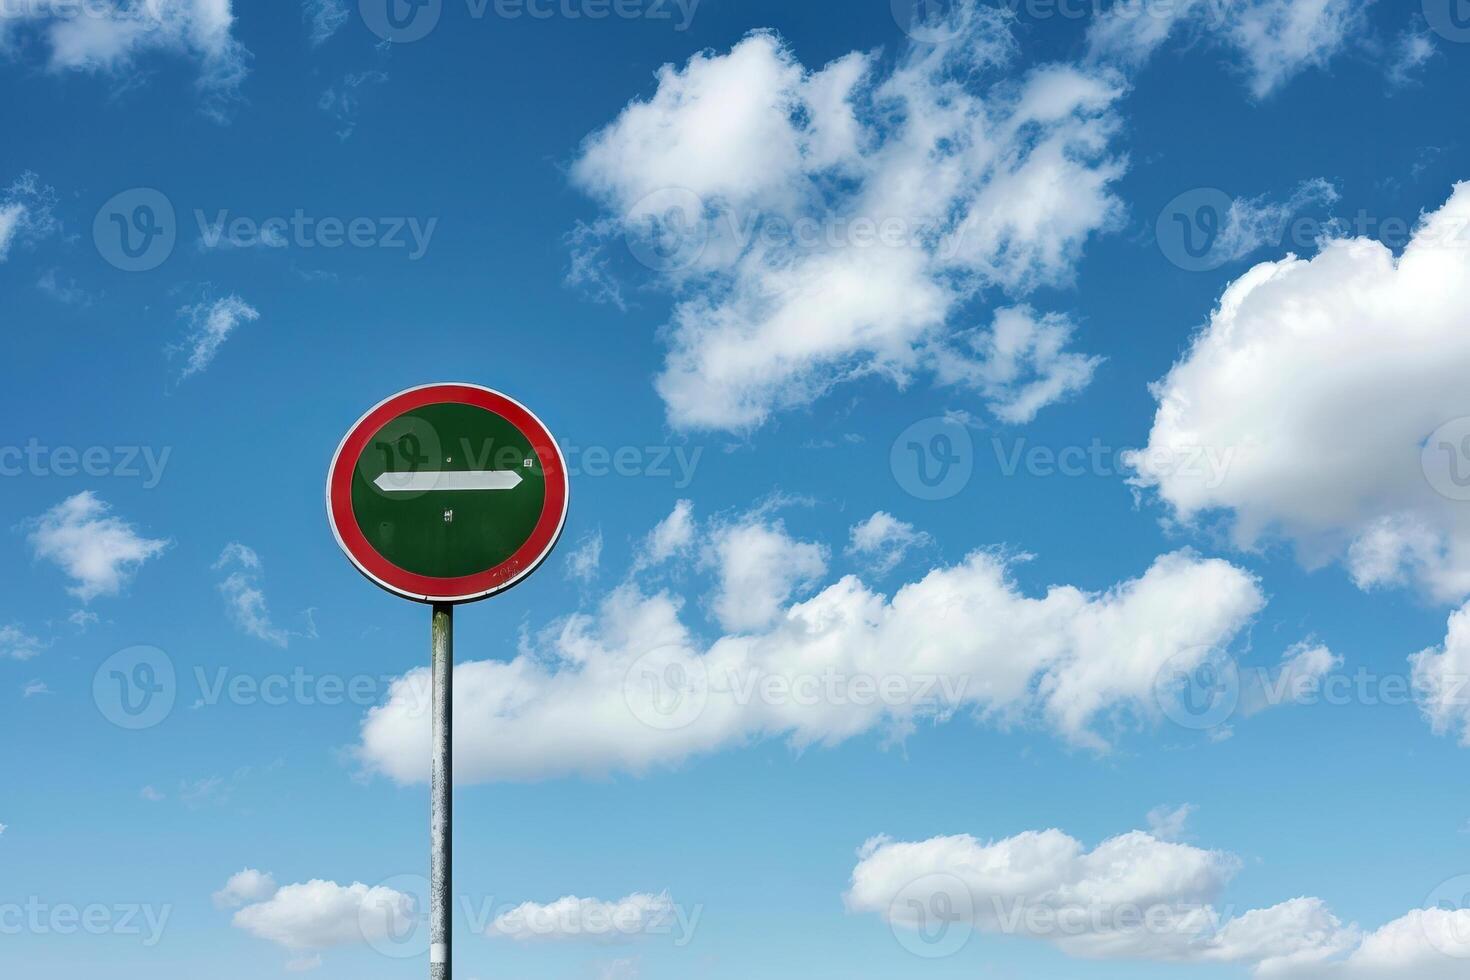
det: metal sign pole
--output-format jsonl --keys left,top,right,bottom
{"left": 430, "top": 602, "right": 453, "bottom": 979}
{"left": 327, "top": 384, "right": 569, "bottom": 980}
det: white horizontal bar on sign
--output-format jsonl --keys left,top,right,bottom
{"left": 374, "top": 470, "right": 524, "bottom": 492}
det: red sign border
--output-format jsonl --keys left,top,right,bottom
{"left": 326, "top": 383, "right": 569, "bottom": 604}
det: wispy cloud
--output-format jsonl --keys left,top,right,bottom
{"left": 172, "top": 294, "right": 260, "bottom": 379}
{"left": 1087, "top": 0, "right": 1370, "bottom": 99}
{"left": 303, "top": 0, "right": 348, "bottom": 46}
{"left": 565, "top": 529, "right": 603, "bottom": 583}
{"left": 0, "top": 171, "right": 59, "bottom": 261}
{"left": 1, "top": 0, "right": 253, "bottom": 121}
{"left": 27, "top": 492, "right": 169, "bottom": 602}
{"left": 845, "top": 512, "right": 930, "bottom": 575}
{"left": 213, "top": 543, "right": 290, "bottom": 647}
{"left": 0, "top": 625, "right": 45, "bottom": 661}
{"left": 319, "top": 70, "right": 387, "bottom": 141}
{"left": 1388, "top": 23, "right": 1438, "bottom": 88}
{"left": 36, "top": 268, "right": 93, "bottom": 306}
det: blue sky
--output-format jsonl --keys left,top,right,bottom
{"left": 4, "top": 0, "right": 1470, "bottom": 977}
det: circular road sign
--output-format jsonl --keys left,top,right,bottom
{"left": 327, "top": 383, "right": 569, "bottom": 604}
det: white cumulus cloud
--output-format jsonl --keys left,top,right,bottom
{"left": 1409, "top": 600, "right": 1470, "bottom": 746}
{"left": 213, "top": 868, "right": 278, "bottom": 909}
{"left": 636, "top": 499, "right": 696, "bottom": 569}
{"left": 27, "top": 492, "right": 169, "bottom": 602}
{"left": 1129, "top": 182, "right": 1470, "bottom": 603}
{"left": 848, "top": 823, "right": 1470, "bottom": 976}
{"left": 353, "top": 506, "right": 1298, "bottom": 784}
{"left": 702, "top": 515, "right": 827, "bottom": 632}
{"left": 229, "top": 876, "right": 415, "bottom": 951}
{"left": 569, "top": 4, "right": 1120, "bottom": 431}
{"left": 487, "top": 893, "right": 677, "bottom": 943}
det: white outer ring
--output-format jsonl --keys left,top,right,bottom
{"left": 325, "top": 382, "right": 570, "bottom": 605}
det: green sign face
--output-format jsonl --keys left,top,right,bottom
{"left": 328, "top": 384, "right": 569, "bottom": 603}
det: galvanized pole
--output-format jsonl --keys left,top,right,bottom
{"left": 430, "top": 603, "right": 453, "bottom": 980}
